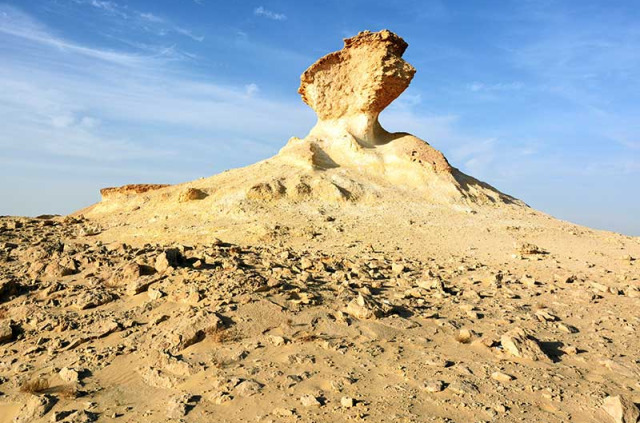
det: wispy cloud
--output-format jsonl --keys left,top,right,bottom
{"left": 0, "top": 6, "right": 152, "bottom": 66}
{"left": 468, "top": 81, "right": 523, "bottom": 92}
{"left": 254, "top": 6, "right": 286, "bottom": 21}
{"left": 74, "top": 0, "right": 205, "bottom": 42}
{"left": 0, "top": 4, "right": 312, "bottom": 184}
{"left": 244, "top": 83, "right": 259, "bottom": 97}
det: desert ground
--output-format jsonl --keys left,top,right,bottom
{"left": 1, "top": 30, "right": 638, "bottom": 423}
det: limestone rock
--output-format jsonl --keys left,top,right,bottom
{"left": 341, "top": 396, "right": 355, "bottom": 408}
{"left": 178, "top": 188, "right": 207, "bottom": 202}
{"left": 147, "top": 310, "right": 223, "bottom": 354}
{"left": 59, "top": 367, "right": 81, "bottom": 384}
{"left": 100, "top": 184, "right": 169, "bottom": 201}
{"left": 14, "top": 394, "right": 56, "bottom": 423}
{"left": 0, "top": 278, "right": 18, "bottom": 300}
{"left": 602, "top": 395, "right": 640, "bottom": 423}
{"left": 0, "top": 319, "right": 13, "bottom": 343}
{"left": 344, "top": 293, "right": 386, "bottom": 319}
{"left": 500, "top": 328, "right": 550, "bottom": 361}
{"left": 155, "top": 248, "right": 181, "bottom": 273}
{"left": 299, "top": 30, "right": 414, "bottom": 132}
{"left": 166, "top": 394, "right": 191, "bottom": 419}
{"left": 234, "top": 379, "right": 264, "bottom": 397}
{"left": 300, "top": 394, "right": 322, "bottom": 407}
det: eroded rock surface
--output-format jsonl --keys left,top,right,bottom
{"left": 299, "top": 30, "right": 415, "bottom": 127}
{"left": 0, "top": 215, "right": 639, "bottom": 422}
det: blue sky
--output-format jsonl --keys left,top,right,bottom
{"left": 1, "top": 0, "right": 638, "bottom": 235}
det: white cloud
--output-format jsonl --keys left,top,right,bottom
{"left": 73, "top": 0, "right": 204, "bottom": 42}
{"left": 254, "top": 6, "right": 286, "bottom": 21}
{"left": 0, "top": 5, "right": 153, "bottom": 66}
{"left": 245, "top": 83, "right": 259, "bottom": 97}
{"left": 139, "top": 12, "right": 163, "bottom": 23}
{"left": 0, "top": 4, "right": 313, "bottom": 172}
{"left": 468, "top": 81, "right": 523, "bottom": 92}
{"left": 173, "top": 27, "right": 205, "bottom": 42}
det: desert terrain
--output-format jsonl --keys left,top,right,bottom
{"left": 0, "top": 30, "right": 638, "bottom": 423}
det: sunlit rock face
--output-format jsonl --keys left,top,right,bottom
{"left": 298, "top": 30, "right": 416, "bottom": 145}
{"left": 89, "top": 29, "right": 523, "bottom": 216}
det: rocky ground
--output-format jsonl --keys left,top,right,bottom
{"left": 0, "top": 215, "right": 638, "bottom": 422}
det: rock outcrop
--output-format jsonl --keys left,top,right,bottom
{"left": 78, "top": 29, "right": 526, "bottom": 247}
{"left": 299, "top": 30, "right": 415, "bottom": 145}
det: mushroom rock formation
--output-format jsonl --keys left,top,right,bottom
{"left": 298, "top": 30, "right": 416, "bottom": 145}
{"left": 278, "top": 30, "right": 516, "bottom": 205}
{"left": 84, "top": 29, "right": 523, "bottom": 224}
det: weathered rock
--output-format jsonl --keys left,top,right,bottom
{"left": 178, "top": 188, "right": 207, "bottom": 202}
{"left": 155, "top": 248, "right": 181, "bottom": 273}
{"left": 341, "top": 396, "right": 355, "bottom": 408}
{"left": 126, "top": 276, "right": 160, "bottom": 296}
{"left": 44, "top": 259, "right": 76, "bottom": 278}
{"left": 423, "top": 380, "right": 445, "bottom": 393}
{"left": 147, "top": 310, "right": 223, "bottom": 354}
{"left": 602, "top": 395, "right": 640, "bottom": 423}
{"left": 166, "top": 394, "right": 191, "bottom": 419}
{"left": 516, "top": 242, "right": 547, "bottom": 255}
{"left": 0, "top": 278, "right": 18, "bottom": 300}
{"left": 59, "top": 367, "right": 80, "bottom": 384}
{"left": 234, "top": 379, "right": 264, "bottom": 397}
{"left": 55, "top": 409, "right": 98, "bottom": 423}
{"left": 14, "top": 394, "right": 56, "bottom": 423}
{"left": 100, "top": 183, "right": 169, "bottom": 201}
{"left": 500, "top": 328, "right": 550, "bottom": 361}
{"left": 74, "top": 290, "right": 116, "bottom": 310}
{"left": 110, "top": 262, "right": 155, "bottom": 286}
{"left": 299, "top": 30, "right": 414, "bottom": 139}
{"left": 491, "top": 371, "right": 514, "bottom": 383}
{"left": 344, "top": 293, "right": 386, "bottom": 319}
{"left": 300, "top": 394, "right": 322, "bottom": 407}
{"left": 448, "top": 380, "right": 479, "bottom": 395}
{"left": 0, "top": 319, "right": 14, "bottom": 343}
{"left": 137, "top": 366, "right": 182, "bottom": 389}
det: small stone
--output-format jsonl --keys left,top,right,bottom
{"left": 59, "top": 367, "right": 80, "bottom": 384}
{"left": 15, "top": 394, "right": 56, "bottom": 423}
{"left": 300, "top": 394, "right": 322, "bottom": 407}
{"left": 591, "top": 281, "right": 609, "bottom": 293}
{"left": 534, "top": 309, "right": 558, "bottom": 322}
{"left": 516, "top": 242, "right": 547, "bottom": 255}
{"left": 0, "top": 319, "right": 14, "bottom": 343}
{"left": 500, "top": 327, "right": 550, "bottom": 361}
{"left": 455, "top": 329, "right": 473, "bottom": 344}
{"left": 494, "top": 404, "right": 508, "bottom": 413}
{"left": 559, "top": 345, "right": 578, "bottom": 355}
{"left": 234, "top": 380, "right": 263, "bottom": 397}
{"left": 423, "top": 380, "right": 444, "bottom": 393}
{"left": 448, "top": 380, "right": 479, "bottom": 395}
{"left": 147, "top": 286, "right": 164, "bottom": 300}
{"left": 273, "top": 408, "right": 295, "bottom": 417}
{"left": 155, "top": 248, "right": 181, "bottom": 273}
{"left": 423, "top": 354, "right": 451, "bottom": 367}
{"left": 491, "top": 371, "right": 514, "bottom": 382}
{"left": 602, "top": 395, "right": 640, "bottom": 423}
{"left": 300, "top": 257, "right": 313, "bottom": 270}
{"left": 391, "top": 262, "right": 406, "bottom": 274}
{"left": 341, "top": 396, "right": 355, "bottom": 408}
{"left": 178, "top": 188, "right": 207, "bottom": 202}
{"left": 269, "top": 335, "right": 287, "bottom": 346}
{"left": 557, "top": 323, "right": 579, "bottom": 334}
{"left": 126, "top": 278, "right": 156, "bottom": 296}
{"left": 166, "top": 394, "right": 190, "bottom": 419}
{"left": 344, "top": 293, "right": 385, "bottom": 320}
